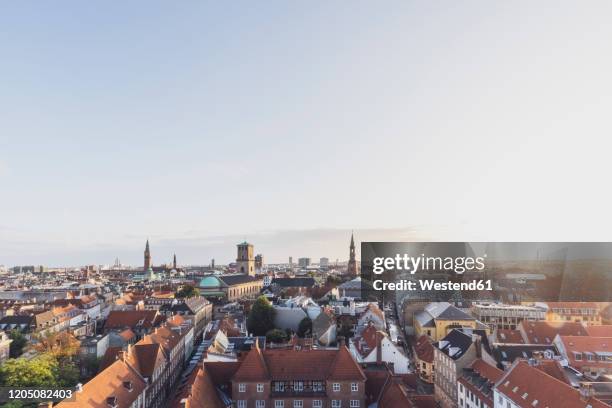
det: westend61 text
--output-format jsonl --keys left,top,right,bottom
{"left": 373, "top": 279, "right": 493, "bottom": 291}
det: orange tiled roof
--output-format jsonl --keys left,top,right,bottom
{"left": 378, "top": 378, "right": 415, "bottom": 408}
{"left": 354, "top": 324, "right": 378, "bottom": 357}
{"left": 497, "top": 329, "right": 525, "bottom": 344}
{"left": 520, "top": 321, "right": 588, "bottom": 344}
{"left": 128, "top": 343, "right": 166, "bottom": 378}
{"left": 57, "top": 359, "right": 146, "bottom": 408}
{"left": 172, "top": 363, "right": 226, "bottom": 408}
{"left": 471, "top": 359, "right": 503, "bottom": 383}
{"left": 105, "top": 310, "right": 163, "bottom": 330}
{"left": 533, "top": 360, "right": 571, "bottom": 385}
{"left": 497, "top": 361, "right": 609, "bottom": 408}
{"left": 558, "top": 335, "right": 612, "bottom": 370}
{"left": 586, "top": 325, "right": 612, "bottom": 337}
{"left": 233, "top": 344, "right": 365, "bottom": 382}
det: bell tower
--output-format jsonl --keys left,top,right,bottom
{"left": 236, "top": 241, "right": 255, "bottom": 276}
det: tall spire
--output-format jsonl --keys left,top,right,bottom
{"left": 348, "top": 231, "right": 357, "bottom": 276}
{"left": 173, "top": 253, "right": 177, "bottom": 269}
{"left": 144, "top": 239, "right": 152, "bottom": 271}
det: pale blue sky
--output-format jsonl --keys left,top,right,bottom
{"left": 1, "top": 1, "right": 612, "bottom": 265}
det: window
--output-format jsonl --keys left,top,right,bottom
{"left": 312, "top": 401, "right": 322, "bottom": 408}
{"left": 332, "top": 401, "right": 341, "bottom": 408}
{"left": 239, "top": 384, "right": 247, "bottom": 393}
{"left": 257, "top": 383, "right": 264, "bottom": 392}
{"left": 333, "top": 383, "right": 341, "bottom": 392}
{"left": 275, "top": 402, "right": 284, "bottom": 408}
{"left": 293, "top": 381, "right": 304, "bottom": 391}
{"left": 351, "top": 383, "right": 358, "bottom": 392}
{"left": 256, "top": 401, "right": 265, "bottom": 408}
{"left": 350, "top": 401, "right": 360, "bottom": 407}
{"left": 275, "top": 382, "right": 285, "bottom": 392}
{"left": 237, "top": 401, "right": 246, "bottom": 408}
{"left": 312, "top": 382, "right": 323, "bottom": 392}
{"left": 293, "top": 401, "right": 303, "bottom": 408}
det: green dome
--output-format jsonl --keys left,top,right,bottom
{"left": 199, "top": 276, "right": 222, "bottom": 288}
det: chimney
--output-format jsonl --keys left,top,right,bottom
{"left": 475, "top": 336, "right": 482, "bottom": 359}
{"left": 580, "top": 382, "right": 594, "bottom": 402}
{"left": 376, "top": 331, "right": 383, "bottom": 364}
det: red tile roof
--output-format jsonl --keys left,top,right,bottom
{"left": 378, "top": 377, "right": 415, "bottom": 408}
{"left": 414, "top": 335, "right": 434, "bottom": 363}
{"left": 519, "top": 320, "right": 588, "bottom": 344}
{"left": 533, "top": 360, "right": 571, "bottom": 385}
{"left": 471, "top": 359, "right": 503, "bottom": 383}
{"left": 128, "top": 343, "right": 166, "bottom": 378}
{"left": 233, "top": 344, "right": 365, "bottom": 382}
{"left": 586, "top": 325, "right": 612, "bottom": 338}
{"left": 557, "top": 335, "right": 612, "bottom": 370}
{"left": 497, "top": 361, "right": 609, "bottom": 408}
{"left": 57, "top": 359, "right": 146, "bottom": 408}
{"left": 497, "top": 329, "right": 525, "bottom": 344}
{"left": 173, "top": 364, "right": 226, "bottom": 408}
{"left": 105, "top": 310, "right": 163, "bottom": 330}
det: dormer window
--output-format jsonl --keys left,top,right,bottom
{"left": 123, "top": 381, "right": 133, "bottom": 391}
{"left": 106, "top": 396, "right": 118, "bottom": 408}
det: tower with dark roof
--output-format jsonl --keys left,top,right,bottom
{"left": 347, "top": 231, "right": 357, "bottom": 276}
{"left": 144, "top": 240, "right": 152, "bottom": 271}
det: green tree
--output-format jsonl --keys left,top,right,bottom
{"left": 246, "top": 296, "right": 276, "bottom": 336}
{"left": 0, "top": 355, "right": 58, "bottom": 387}
{"left": 8, "top": 330, "right": 26, "bottom": 358}
{"left": 176, "top": 285, "right": 200, "bottom": 299}
{"left": 265, "top": 329, "right": 288, "bottom": 344}
{"left": 297, "top": 317, "right": 312, "bottom": 338}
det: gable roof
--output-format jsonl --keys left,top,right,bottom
{"left": 414, "top": 335, "right": 434, "bottom": 364}
{"left": 519, "top": 320, "right": 588, "bottom": 344}
{"left": 128, "top": 343, "right": 166, "bottom": 378}
{"left": 497, "top": 361, "right": 609, "bottom": 408}
{"left": 586, "top": 325, "right": 612, "bottom": 338}
{"left": 232, "top": 345, "right": 365, "bottom": 382}
{"left": 219, "top": 275, "right": 261, "bottom": 286}
{"left": 105, "top": 310, "right": 163, "bottom": 330}
{"left": 57, "top": 359, "right": 146, "bottom": 408}
{"left": 172, "top": 364, "right": 227, "bottom": 408}
{"left": 233, "top": 341, "right": 270, "bottom": 381}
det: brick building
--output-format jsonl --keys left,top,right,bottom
{"left": 231, "top": 340, "right": 366, "bottom": 408}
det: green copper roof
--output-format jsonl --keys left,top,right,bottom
{"left": 199, "top": 276, "right": 222, "bottom": 288}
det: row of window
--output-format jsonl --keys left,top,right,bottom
{"left": 240, "top": 383, "right": 359, "bottom": 393}
{"left": 236, "top": 400, "right": 360, "bottom": 408}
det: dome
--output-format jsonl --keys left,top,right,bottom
{"left": 199, "top": 276, "right": 222, "bottom": 288}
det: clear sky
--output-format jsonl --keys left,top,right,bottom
{"left": 1, "top": 1, "right": 612, "bottom": 266}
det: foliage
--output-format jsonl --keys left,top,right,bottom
{"left": 297, "top": 317, "right": 312, "bottom": 338}
{"left": 176, "top": 285, "right": 200, "bottom": 299}
{"left": 34, "top": 331, "right": 80, "bottom": 361}
{"left": 246, "top": 296, "right": 276, "bottom": 336}
{"left": 8, "top": 330, "right": 27, "bottom": 358}
{"left": 0, "top": 354, "right": 58, "bottom": 387}
{"left": 265, "top": 329, "right": 288, "bottom": 344}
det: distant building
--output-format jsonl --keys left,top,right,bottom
{"left": 471, "top": 302, "right": 546, "bottom": 330}
{"left": 347, "top": 232, "right": 357, "bottom": 276}
{"left": 414, "top": 302, "right": 478, "bottom": 341}
{"left": 236, "top": 242, "right": 255, "bottom": 276}
{"left": 542, "top": 302, "right": 602, "bottom": 325}
{"left": 198, "top": 275, "right": 263, "bottom": 302}
{"left": 254, "top": 254, "right": 264, "bottom": 272}
{"left": 298, "top": 257, "right": 311, "bottom": 268}
{"left": 320, "top": 257, "right": 329, "bottom": 268}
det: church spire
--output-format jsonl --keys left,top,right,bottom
{"left": 173, "top": 253, "right": 177, "bottom": 269}
{"left": 144, "top": 239, "right": 152, "bottom": 271}
{"left": 348, "top": 231, "right": 357, "bottom": 276}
